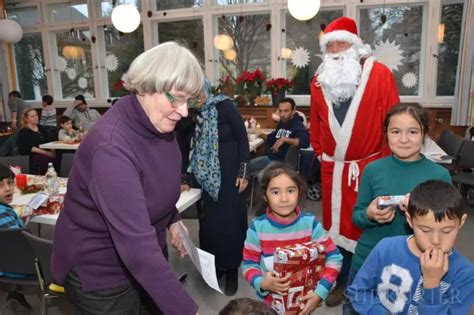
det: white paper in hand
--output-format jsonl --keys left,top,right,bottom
{"left": 177, "top": 224, "right": 223, "bottom": 294}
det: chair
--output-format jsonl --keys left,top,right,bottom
{"left": 0, "top": 155, "right": 30, "bottom": 173}
{"left": 60, "top": 152, "right": 75, "bottom": 177}
{"left": 451, "top": 140, "right": 474, "bottom": 206}
{"left": 436, "top": 129, "right": 465, "bottom": 173}
{"left": 22, "top": 231, "right": 60, "bottom": 315}
{"left": 0, "top": 228, "right": 39, "bottom": 286}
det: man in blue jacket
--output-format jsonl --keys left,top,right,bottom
{"left": 250, "top": 97, "right": 309, "bottom": 173}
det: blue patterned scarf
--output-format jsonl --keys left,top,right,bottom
{"left": 189, "top": 80, "right": 229, "bottom": 201}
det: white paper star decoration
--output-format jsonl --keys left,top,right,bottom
{"left": 105, "top": 54, "right": 119, "bottom": 72}
{"left": 373, "top": 39, "right": 404, "bottom": 72}
{"left": 402, "top": 72, "right": 417, "bottom": 89}
{"left": 291, "top": 47, "right": 310, "bottom": 69}
{"left": 67, "top": 68, "right": 77, "bottom": 80}
{"left": 57, "top": 57, "right": 67, "bottom": 72}
{"left": 78, "top": 77, "right": 88, "bottom": 89}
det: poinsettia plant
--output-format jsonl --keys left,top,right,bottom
{"left": 265, "top": 77, "right": 293, "bottom": 95}
{"left": 236, "top": 68, "right": 266, "bottom": 94}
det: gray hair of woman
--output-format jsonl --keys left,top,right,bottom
{"left": 123, "top": 41, "right": 204, "bottom": 98}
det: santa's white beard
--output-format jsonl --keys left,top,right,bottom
{"left": 316, "top": 47, "right": 362, "bottom": 107}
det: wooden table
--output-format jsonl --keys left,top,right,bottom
{"left": 40, "top": 141, "right": 80, "bottom": 150}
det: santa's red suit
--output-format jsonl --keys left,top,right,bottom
{"left": 310, "top": 57, "right": 399, "bottom": 252}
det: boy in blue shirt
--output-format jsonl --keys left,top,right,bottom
{"left": 347, "top": 180, "right": 474, "bottom": 314}
{"left": 0, "top": 164, "right": 32, "bottom": 310}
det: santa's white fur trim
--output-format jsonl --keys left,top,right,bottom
{"left": 320, "top": 30, "right": 363, "bottom": 52}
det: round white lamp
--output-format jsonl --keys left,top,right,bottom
{"left": 281, "top": 48, "right": 292, "bottom": 59}
{"left": 111, "top": 5, "right": 141, "bottom": 33}
{"left": 288, "top": 0, "right": 321, "bottom": 21}
{"left": 0, "top": 19, "right": 23, "bottom": 43}
{"left": 223, "top": 49, "right": 237, "bottom": 61}
{"left": 213, "top": 34, "right": 233, "bottom": 51}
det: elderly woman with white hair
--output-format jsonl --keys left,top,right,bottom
{"left": 52, "top": 42, "right": 204, "bottom": 314}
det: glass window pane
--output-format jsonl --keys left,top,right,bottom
{"left": 218, "top": 14, "right": 271, "bottom": 81}
{"left": 285, "top": 10, "right": 343, "bottom": 95}
{"left": 7, "top": 7, "right": 39, "bottom": 28}
{"left": 156, "top": 0, "right": 202, "bottom": 10}
{"left": 99, "top": 0, "right": 141, "bottom": 17}
{"left": 104, "top": 25, "right": 144, "bottom": 97}
{"left": 157, "top": 19, "right": 204, "bottom": 66}
{"left": 13, "top": 34, "right": 47, "bottom": 101}
{"left": 46, "top": 2, "right": 88, "bottom": 24}
{"left": 436, "top": 1, "right": 464, "bottom": 96}
{"left": 215, "top": 0, "right": 264, "bottom": 5}
{"left": 55, "top": 29, "right": 95, "bottom": 98}
{"left": 359, "top": 5, "right": 424, "bottom": 96}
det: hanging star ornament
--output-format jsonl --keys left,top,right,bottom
{"left": 291, "top": 47, "right": 310, "bottom": 69}
{"left": 78, "top": 77, "right": 88, "bottom": 89}
{"left": 373, "top": 39, "right": 405, "bottom": 72}
{"left": 105, "top": 54, "right": 119, "bottom": 72}
{"left": 402, "top": 72, "right": 418, "bottom": 88}
{"left": 67, "top": 68, "right": 77, "bottom": 80}
{"left": 57, "top": 57, "right": 67, "bottom": 72}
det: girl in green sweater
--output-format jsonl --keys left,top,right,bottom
{"left": 344, "top": 104, "right": 451, "bottom": 313}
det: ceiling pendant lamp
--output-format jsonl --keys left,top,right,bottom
{"left": 0, "top": 19, "right": 23, "bottom": 43}
{"left": 213, "top": 34, "right": 234, "bottom": 51}
{"left": 288, "top": 0, "right": 321, "bottom": 21}
{"left": 223, "top": 49, "right": 237, "bottom": 61}
{"left": 111, "top": 4, "right": 141, "bottom": 33}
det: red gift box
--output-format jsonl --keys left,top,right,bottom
{"left": 271, "top": 241, "right": 326, "bottom": 315}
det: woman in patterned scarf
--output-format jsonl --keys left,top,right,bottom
{"left": 190, "top": 80, "right": 250, "bottom": 296}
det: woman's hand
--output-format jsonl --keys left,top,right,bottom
{"left": 168, "top": 221, "right": 188, "bottom": 257}
{"left": 366, "top": 198, "right": 396, "bottom": 224}
{"left": 235, "top": 177, "right": 248, "bottom": 193}
{"left": 180, "top": 184, "right": 190, "bottom": 192}
{"left": 260, "top": 271, "right": 291, "bottom": 295}
{"left": 300, "top": 291, "right": 322, "bottom": 315}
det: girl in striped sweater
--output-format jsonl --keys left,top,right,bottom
{"left": 242, "top": 163, "right": 342, "bottom": 314}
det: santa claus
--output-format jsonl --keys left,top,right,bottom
{"left": 310, "top": 16, "right": 400, "bottom": 305}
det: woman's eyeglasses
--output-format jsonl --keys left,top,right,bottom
{"left": 164, "top": 91, "right": 201, "bottom": 108}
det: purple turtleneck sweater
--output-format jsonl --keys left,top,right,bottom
{"left": 51, "top": 95, "right": 198, "bottom": 314}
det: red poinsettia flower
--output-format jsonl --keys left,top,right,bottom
{"left": 265, "top": 77, "right": 293, "bottom": 94}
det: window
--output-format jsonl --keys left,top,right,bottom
{"left": 155, "top": 0, "right": 203, "bottom": 11}
{"left": 218, "top": 14, "right": 271, "bottom": 80}
{"left": 285, "top": 9, "right": 343, "bottom": 95}
{"left": 54, "top": 29, "right": 95, "bottom": 98}
{"left": 13, "top": 33, "right": 47, "bottom": 101}
{"left": 103, "top": 25, "right": 144, "bottom": 97}
{"left": 157, "top": 19, "right": 204, "bottom": 66}
{"left": 46, "top": 2, "right": 89, "bottom": 24}
{"left": 359, "top": 5, "right": 424, "bottom": 96}
{"left": 436, "top": 1, "right": 464, "bottom": 96}
{"left": 99, "top": 0, "right": 141, "bottom": 17}
{"left": 215, "top": 0, "right": 264, "bottom": 5}
{"left": 7, "top": 7, "right": 40, "bottom": 28}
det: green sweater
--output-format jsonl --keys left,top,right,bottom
{"left": 352, "top": 155, "right": 451, "bottom": 272}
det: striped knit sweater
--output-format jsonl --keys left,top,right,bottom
{"left": 242, "top": 207, "right": 342, "bottom": 303}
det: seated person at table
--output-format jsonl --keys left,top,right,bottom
{"left": 63, "top": 95, "right": 101, "bottom": 132}
{"left": 58, "top": 116, "right": 80, "bottom": 142}
{"left": 0, "top": 164, "right": 32, "bottom": 311}
{"left": 347, "top": 180, "right": 474, "bottom": 314}
{"left": 18, "top": 108, "right": 57, "bottom": 175}
{"left": 250, "top": 98, "right": 309, "bottom": 173}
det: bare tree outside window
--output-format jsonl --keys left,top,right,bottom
{"left": 13, "top": 34, "right": 47, "bottom": 100}
{"left": 218, "top": 14, "right": 271, "bottom": 81}
{"left": 360, "top": 5, "right": 424, "bottom": 96}
{"left": 156, "top": 0, "right": 203, "bottom": 10}
{"left": 437, "top": 1, "right": 464, "bottom": 96}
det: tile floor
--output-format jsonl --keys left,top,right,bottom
{"left": 1, "top": 198, "right": 473, "bottom": 315}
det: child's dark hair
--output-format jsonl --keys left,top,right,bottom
{"left": 219, "top": 298, "right": 277, "bottom": 315}
{"left": 259, "top": 162, "right": 308, "bottom": 202}
{"left": 0, "top": 164, "right": 14, "bottom": 181}
{"left": 42, "top": 94, "right": 53, "bottom": 105}
{"left": 59, "top": 116, "right": 72, "bottom": 126}
{"left": 384, "top": 103, "right": 430, "bottom": 136}
{"left": 408, "top": 180, "right": 465, "bottom": 222}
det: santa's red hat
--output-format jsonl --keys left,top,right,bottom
{"left": 320, "top": 16, "right": 364, "bottom": 52}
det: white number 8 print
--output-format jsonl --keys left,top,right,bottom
{"left": 377, "top": 264, "right": 414, "bottom": 313}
